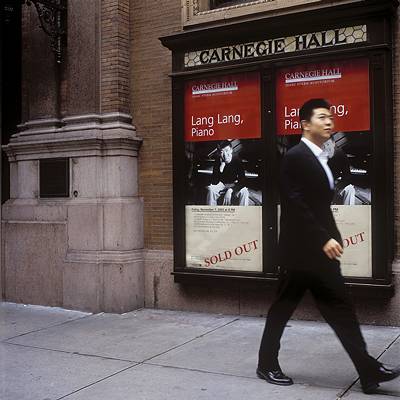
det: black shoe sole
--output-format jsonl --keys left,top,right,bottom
{"left": 362, "top": 367, "right": 400, "bottom": 393}
{"left": 256, "top": 369, "right": 294, "bottom": 386}
{"left": 379, "top": 369, "right": 400, "bottom": 384}
{"left": 362, "top": 382, "right": 379, "bottom": 394}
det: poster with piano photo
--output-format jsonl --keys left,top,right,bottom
{"left": 184, "top": 138, "right": 263, "bottom": 207}
{"left": 184, "top": 138, "right": 263, "bottom": 272}
{"left": 276, "top": 131, "right": 372, "bottom": 277}
{"left": 277, "top": 132, "right": 372, "bottom": 277}
{"left": 183, "top": 72, "right": 263, "bottom": 272}
{"left": 276, "top": 131, "right": 372, "bottom": 206}
{"left": 275, "top": 57, "right": 373, "bottom": 277}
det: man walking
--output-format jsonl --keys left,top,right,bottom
{"left": 257, "top": 98, "right": 400, "bottom": 394}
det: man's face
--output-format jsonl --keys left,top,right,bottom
{"left": 220, "top": 145, "right": 233, "bottom": 163}
{"left": 302, "top": 107, "right": 334, "bottom": 145}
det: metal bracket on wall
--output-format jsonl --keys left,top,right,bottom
{"left": 22, "top": 0, "right": 67, "bottom": 63}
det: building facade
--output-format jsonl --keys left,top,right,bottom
{"left": 1, "top": 0, "right": 400, "bottom": 325}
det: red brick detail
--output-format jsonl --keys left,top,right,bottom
{"left": 131, "top": 0, "right": 181, "bottom": 250}
{"left": 393, "top": 11, "right": 400, "bottom": 259}
{"left": 101, "top": 0, "right": 131, "bottom": 114}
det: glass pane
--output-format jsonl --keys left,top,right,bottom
{"left": 275, "top": 58, "right": 372, "bottom": 277}
{"left": 183, "top": 71, "right": 264, "bottom": 272}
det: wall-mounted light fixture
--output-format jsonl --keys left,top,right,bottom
{"left": 22, "top": 0, "right": 67, "bottom": 63}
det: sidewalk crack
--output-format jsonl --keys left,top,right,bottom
{"left": 55, "top": 363, "right": 140, "bottom": 400}
{"left": 50, "top": 319, "right": 240, "bottom": 399}
{"left": 1, "top": 341, "right": 137, "bottom": 363}
{"left": 140, "top": 317, "right": 240, "bottom": 364}
{"left": 336, "top": 331, "right": 400, "bottom": 399}
{"left": 1, "top": 313, "right": 94, "bottom": 342}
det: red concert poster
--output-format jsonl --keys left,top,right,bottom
{"left": 184, "top": 72, "right": 261, "bottom": 142}
{"left": 276, "top": 58, "right": 370, "bottom": 135}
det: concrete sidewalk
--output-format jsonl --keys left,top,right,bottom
{"left": 0, "top": 302, "right": 399, "bottom": 400}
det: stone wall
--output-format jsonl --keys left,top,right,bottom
{"left": 1, "top": 0, "right": 144, "bottom": 313}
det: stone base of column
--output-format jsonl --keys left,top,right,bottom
{"left": 63, "top": 251, "right": 144, "bottom": 313}
{"left": 2, "top": 114, "right": 144, "bottom": 313}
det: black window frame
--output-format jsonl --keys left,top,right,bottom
{"left": 161, "top": 0, "right": 397, "bottom": 295}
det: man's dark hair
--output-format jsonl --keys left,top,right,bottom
{"left": 299, "top": 98, "right": 332, "bottom": 123}
{"left": 217, "top": 140, "right": 233, "bottom": 151}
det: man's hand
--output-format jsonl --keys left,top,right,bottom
{"left": 323, "top": 239, "right": 343, "bottom": 260}
{"left": 223, "top": 188, "right": 233, "bottom": 205}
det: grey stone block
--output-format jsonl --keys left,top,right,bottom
{"left": 103, "top": 200, "right": 143, "bottom": 250}
{"left": 103, "top": 261, "right": 145, "bottom": 313}
{"left": 67, "top": 204, "right": 102, "bottom": 251}
{"left": 62, "top": 263, "right": 104, "bottom": 312}
{"left": 4, "top": 222, "right": 67, "bottom": 306}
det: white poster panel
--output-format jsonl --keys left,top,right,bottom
{"left": 332, "top": 205, "right": 372, "bottom": 277}
{"left": 186, "top": 205, "right": 262, "bottom": 272}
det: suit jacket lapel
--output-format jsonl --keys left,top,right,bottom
{"left": 298, "top": 141, "right": 332, "bottom": 191}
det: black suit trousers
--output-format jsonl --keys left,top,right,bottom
{"left": 258, "top": 261, "right": 380, "bottom": 380}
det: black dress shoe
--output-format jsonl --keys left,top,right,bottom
{"left": 361, "top": 364, "right": 400, "bottom": 394}
{"left": 256, "top": 367, "right": 294, "bottom": 386}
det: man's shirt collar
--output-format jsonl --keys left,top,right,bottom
{"left": 300, "top": 137, "right": 334, "bottom": 189}
{"left": 301, "top": 137, "right": 323, "bottom": 158}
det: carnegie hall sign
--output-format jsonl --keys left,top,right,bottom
{"left": 184, "top": 25, "right": 367, "bottom": 68}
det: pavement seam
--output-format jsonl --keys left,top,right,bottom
{"left": 53, "top": 362, "right": 257, "bottom": 400}
{"left": 1, "top": 313, "right": 94, "bottom": 342}
{"left": 138, "top": 317, "right": 240, "bottom": 364}
{"left": 142, "top": 363, "right": 400, "bottom": 399}
{"left": 140, "top": 360, "right": 300, "bottom": 382}
{"left": 2, "top": 316, "right": 239, "bottom": 365}
{"left": 141, "top": 328, "right": 400, "bottom": 399}
{"left": 54, "top": 363, "right": 142, "bottom": 400}
{"left": 336, "top": 331, "right": 400, "bottom": 399}
{"left": 55, "top": 359, "right": 346, "bottom": 400}
{"left": 0, "top": 341, "right": 137, "bottom": 363}
{"left": 41, "top": 318, "right": 241, "bottom": 400}
{"left": 132, "top": 361, "right": 351, "bottom": 396}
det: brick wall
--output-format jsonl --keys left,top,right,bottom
{"left": 131, "top": 0, "right": 400, "bottom": 259}
{"left": 131, "top": 0, "right": 181, "bottom": 249}
{"left": 393, "top": 9, "right": 400, "bottom": 261}
{"left": 101, "top": 0, "right": 131, "bottom": 114}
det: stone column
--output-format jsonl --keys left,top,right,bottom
{"left": 2, "top": 0, "right": 144, "bottom": 313}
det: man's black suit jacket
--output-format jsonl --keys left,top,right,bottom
{"left": 278, "top": 141, "right": 342, "bottom": 269}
